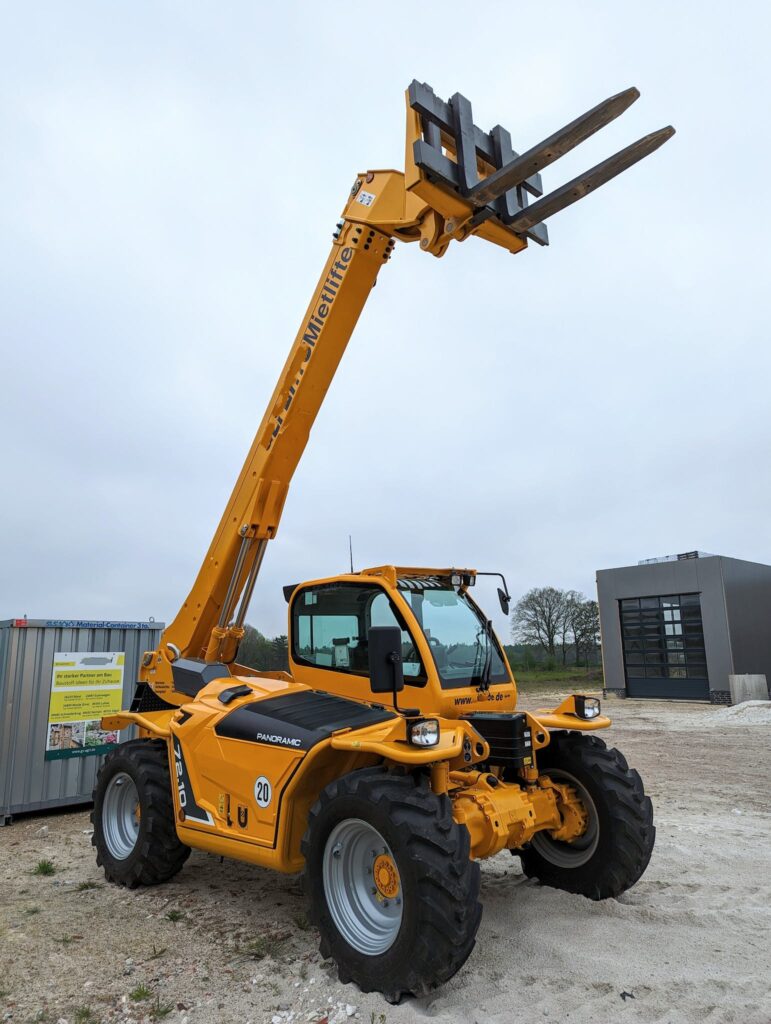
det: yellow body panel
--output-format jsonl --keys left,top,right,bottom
{"left": 106, "top": 666, "right": 600, "bottom": 869}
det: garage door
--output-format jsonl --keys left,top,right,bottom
{"left": 620, "top": 593, "right": 709, "bottom": 700}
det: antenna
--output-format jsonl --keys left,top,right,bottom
{"left": 349, "top": 535, "right": 354, "bottom": 574}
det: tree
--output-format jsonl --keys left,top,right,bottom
{"left": 237, "top": 626, "right": 291, "bottom": 672}
{"left": 238, "top": 625, "right": 277, "bottom": 671}
{"left": 510, "top": 587, "right": 569, "bottom": 658}
{"left": 571, "top": 599, "right": 600, "bottom": 668}
{"left": 272, "top": 634, "right": 289, "bottom": 672}
{"left": 559, "top": 589, "right": 582, "bottom": 666}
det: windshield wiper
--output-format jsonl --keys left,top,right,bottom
{"left": 470, "top": 620, "right": 495, "bottom": 692}
{"left": 470, "top": 627, "right": 486, "bottom": 687}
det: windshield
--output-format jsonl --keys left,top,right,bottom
{"left": 398, "top": 585, "right": 509, "bottom": 688}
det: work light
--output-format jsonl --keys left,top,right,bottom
{"left": 575, "top": 696, "right": 601, "bottom": 720}
{"left": 408, "top": 718, "right": 440, "bottom": 746}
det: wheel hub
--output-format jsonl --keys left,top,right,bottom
{"left": 549, "top": 780, "right": 589, "bottom": 843}
{"left": 322, "top": 818, "right": 403, "bottom": 955}
{"left": 102, "top": 771, "right": 141, "bottom": 861}
{"left": 373, "top": 853, "right": 400, "bottom": 899}
{"left": 532, "top": 769, "right": 599, "bottom": 868}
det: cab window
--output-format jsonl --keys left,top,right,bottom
{"left": 292, "top": 582, "right": 425, "bottom": 685}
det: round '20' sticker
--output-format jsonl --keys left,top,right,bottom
{"left": 254, "top": 776, "right": 272, "bottom": 808}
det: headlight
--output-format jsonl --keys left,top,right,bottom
{"left": 408, "top": 718, "right": 440, "bottom": 746}
{"left": 575, "top": 695, "right": 601, "bottom": 720}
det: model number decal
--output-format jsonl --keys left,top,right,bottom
{"left": 356, "top": 190, "right": 376, "bottom": 206}
{"left": 173, "top": 738, "right": 214, "bottom": 825}
{"left": 254, "top": 776, "right": 272, "bottom": 808}
{"left": 174, "top": 741, "right": 187, "bottom": 807}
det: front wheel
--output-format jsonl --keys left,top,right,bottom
{"left": 302, "top": 768, "right": 482, "bottom": 1003}
{"left": 92, "top": 739, "right": 190, "bottom": 888}
{"left": 518, "top": 732, "right": 654, "bottom": 899}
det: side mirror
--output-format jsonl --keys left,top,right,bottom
{"left": 498, "top": 588, "right": 511, "bottom": 616}
{"left": 367, "top": 627, "right": 404, "bottom": 695}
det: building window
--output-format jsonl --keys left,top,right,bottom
{"left": 620, "top": 594, "right": 707, "bottom": 681}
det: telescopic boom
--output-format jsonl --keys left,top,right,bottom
{"left": 139, "top": 81, "right": 674, "bottom": 703}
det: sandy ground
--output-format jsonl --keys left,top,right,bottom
{"left": 1, "top": 697, "right": 770, "bottom": 1024}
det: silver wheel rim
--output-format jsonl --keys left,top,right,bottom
{"left": 531, "top": 768, "right": 600, "bottom": 868}
{"left": 102, "top": 771, "right": 141, "bottom": 860}
{"left": 322, "top": 818, "right": 403, "bottom": 955}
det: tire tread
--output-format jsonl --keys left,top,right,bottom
{"left": 91, "top": 739, "right": 190, "bottom": 888}
{"left": 519, "top": 731, "right": 654, "bottom": 899}
{"left": 302, "top": 768, "right": 481, "bottom": 1002}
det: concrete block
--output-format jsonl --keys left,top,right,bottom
{"left": 728, "top": 674, "right": 769, "bottom": 704}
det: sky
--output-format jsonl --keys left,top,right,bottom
{"left": 1, "top": 1, "right": 770, "bottom": 642}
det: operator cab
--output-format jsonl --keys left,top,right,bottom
{"left": 284, "top": 566, "right": 517, "bottom": 717}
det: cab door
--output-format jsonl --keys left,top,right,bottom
{"left": 288, "top": 580, "right": 429, "bottom": 707}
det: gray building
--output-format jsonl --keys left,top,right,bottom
{"left": 596, "top": 552, "right": 771, "bottom": 703}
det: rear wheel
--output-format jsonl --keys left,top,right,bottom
{"left": 92, "top": 739, "right": 190, "bottom": 888}
{"left": 519, "top": 731, "right": 654, "bottom": 899}
{"left": 302, "top": 768, "right": 482, "bottom": 1003}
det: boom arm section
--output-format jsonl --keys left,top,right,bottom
{"left": 140, "top": 218, "right": 400, "bottom": 699}
{"left": 140, "top": 81, "right": 673, "bottom": 703}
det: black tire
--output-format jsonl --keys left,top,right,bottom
{"left": 302, "top": 767, "right": 482, "bottom": 1003}
{"left": 518, "top": 732, "right": 654, "bottom": 899}
{"left": 92, "top": 739, "right": 190, "bottom": 888}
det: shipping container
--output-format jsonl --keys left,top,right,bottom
{"left": 0, "top": 618, "right": 163, "bottom": 824}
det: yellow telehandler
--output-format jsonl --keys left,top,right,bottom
{"left": 93, "top": 81, "right": 673, "bottom": 1001}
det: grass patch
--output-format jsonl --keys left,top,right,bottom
{"left": 514, "top": 667, "right": 603, "bottom": 696}
{"left": 292, "top": 912, "right": 311, "bottom": 932}
{"left": 24, "top": 906, "right": 40, "bottom": 916}
{"left": 145, "top": 944, "right": 167, "bottom": 961}
{"left": 240, "top": 931, "right": 290, "bottom": 961}
{"left": 74, "top": 1008, "right": 96, "bottom": 1024}
{"left": 55, "top": 934, "right": 80, "bottom": 946}
{"left": 149, "top": 995, "right": 174, "bottom": 1020}
{"left": 130, "top": 984, "right": 152, "bottom": 1002}
{"left": 76, "top": 881, "right": 100, "bottom": 892}
{"left": 165, "top": 910, "right": 184, "bottom": 922}
{"left": 32, "top": 859, "right": 55, "bottom": 877}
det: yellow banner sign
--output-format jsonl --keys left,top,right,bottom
{"left": 46, "top": 652, "right": 125, "bottom": 760}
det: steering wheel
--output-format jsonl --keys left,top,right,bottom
{"left": 403, "top": 636, "right": 441, "bottom": 658}
{"left": 404, "top": 636, "right": 446, "bottom": 662}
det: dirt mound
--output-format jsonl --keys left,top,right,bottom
{"left": 721, "top": 699, "right": 771, "bottom": 724}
